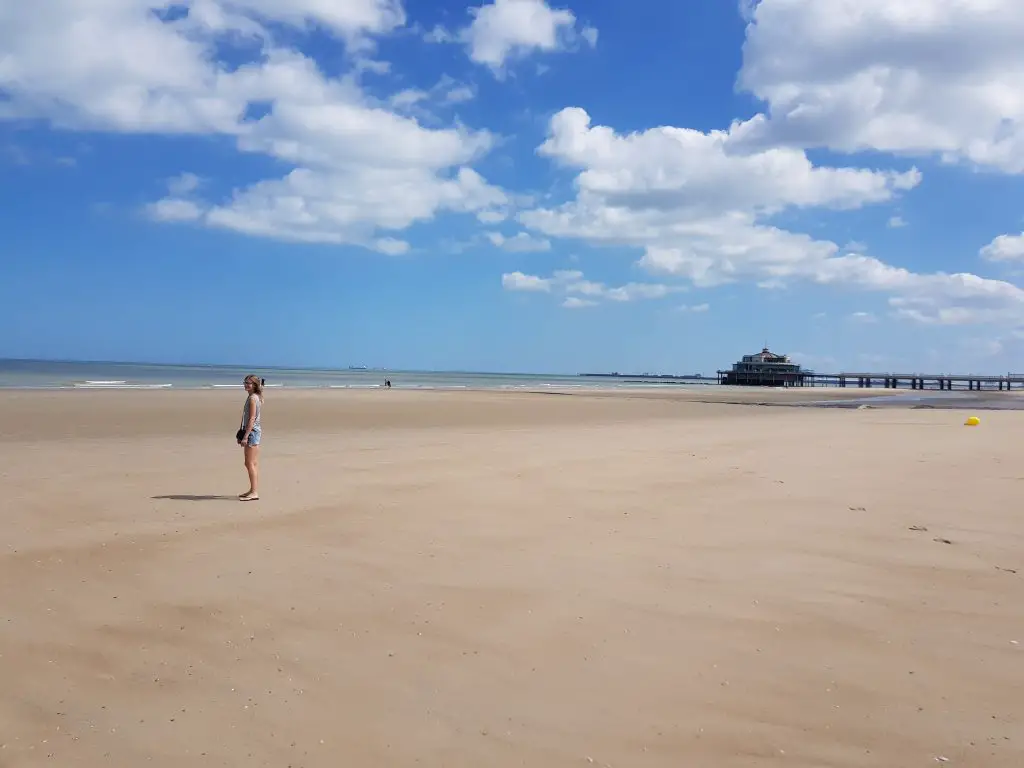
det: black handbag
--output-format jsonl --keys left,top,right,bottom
{"left": 236, "top": 427, "right": 246, "bottom": 442}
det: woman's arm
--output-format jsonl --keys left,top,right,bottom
{"left": 242, "top": 394, "right": 258, "bottom": 438}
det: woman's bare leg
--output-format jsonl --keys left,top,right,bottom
{"left": 242, "top": 445, "right": 260, "bottom": 498}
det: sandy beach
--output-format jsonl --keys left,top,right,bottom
{"left": 1, "top": 388, "right": 1022, "bottom": 767}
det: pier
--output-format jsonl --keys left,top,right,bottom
{"left": 580, "top": 350, "right": 1024, "bottom": 392}
{"left": 792, "top": 372, "right": 1024, "bottom": 391}
{"left": 715, "top": 347, "right": 1024, "bottom": 390}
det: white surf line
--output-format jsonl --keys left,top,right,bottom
{"left": 74, "top": 382, "right": 173, "bottom": 389}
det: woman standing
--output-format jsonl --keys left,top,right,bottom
{"left": 237, "top": 374, "right": 263, "bottom": 501}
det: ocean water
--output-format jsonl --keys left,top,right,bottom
{"left": 0, "top": 359, "right": 707, "bottom": 391}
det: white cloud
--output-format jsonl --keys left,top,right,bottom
{"left": 389, "top": 89, "right": 428, "bottom": 109}
{"left": 423, "top": 24, "right": 455, "bottom": 44}
{"left": 520, "top": 108, "right": 1024, "bottom": 326}
{"left": 0, "top": 1, "right": 505, "bottom": 249}
{"left": 167, "top": 172, "right": 202, "bottom": 196}
{"left": 592, "top": 282, "right": 681, "bottom": 302}
{"left": 477, "top": 210, "right": 508, "bottom": 224}
{"left": 373, "top": 237, "right": 410, "bottom": 255}
{"left": 563, "top": 296, "right": 596, "bottom": 309}
{"left": 502, "top": 271, "right": 553, "bottom": 291}
{"left": 147, "top": 198, "right": 203, "bottom": 222}
{"left": 888, "top": 215, "right": 907, "bottom": 228}
{"left": 429, "top": 0, "right": 596, "bottom": 75}
{"left": 444, "top": 85, "right": 476, "bottom": 104}
{"left": 738, "top": 0, "right": 759, "bottom": 22}
{"left": 487, "top": 231, "right": 551, "bottom": 252}
{"left": 219, "top": 0, "right": 406, "bottom": 38}
{"left": 501, "top": 269, "right": 683, "bottom": 306}
{"left": 980, "top": 233, "right": 1024, "bottom": 262}
{"left": 733, "top": 0, "right": 1024, "bottom": 172}
{"left": 534, "top": 108, "right": 920, "bottom": 217}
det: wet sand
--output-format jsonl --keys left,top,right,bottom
{"left": 1, "top": 389, "right": 1021, "bottom": 767}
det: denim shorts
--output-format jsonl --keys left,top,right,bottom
{"left": 246, "top": 427, "right": 262, "bottom": 446}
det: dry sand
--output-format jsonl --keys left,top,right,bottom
{"left": 1, "top": 388, "right": 1022, "bottom": 767}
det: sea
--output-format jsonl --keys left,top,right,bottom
{"left": 0, "top": 359, "right": 708, "bottom": 392}
{"left": 4, "top": 359, "right": 1022, "bottom": 409}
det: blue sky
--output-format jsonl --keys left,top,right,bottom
{"left": 3, "top": 0, "right": 1024, "bottom": 374}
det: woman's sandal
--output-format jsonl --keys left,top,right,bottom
{"left": 238, "top": 492, "right": 259, "bottom": 501}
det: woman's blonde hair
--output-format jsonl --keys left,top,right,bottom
{"left": 244, "top": 374, "right": 264, "bottom": 398}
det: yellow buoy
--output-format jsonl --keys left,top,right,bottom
{"left": 964, "top": 416, "right": 980, "bottom": 426}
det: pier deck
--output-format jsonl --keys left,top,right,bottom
{"left": 715, "top": 370, "right": 1024, "bottom": 391}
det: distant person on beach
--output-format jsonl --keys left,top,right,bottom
{"left": 384, "top": 379, "right": 391, "bottom": 388}
{"left": 237, "top": 374, "right": 263, "bottom": 501}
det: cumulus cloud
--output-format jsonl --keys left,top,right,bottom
{"left": 167, "top": 172, "right": 202, "bottom": 196}
{"left": 501, "top": 269, "right": 683, "bottom": 306}
{"left": 428, "top": 0, "right": 596, "bottom": 75}
{"left": 0, "top": 1, "right": 504, "bottom": 248}
{"left": 733, "top": 0, "right": 1024, "bottom": 172}
{"left": 980, "top": 233, "right": 1024, "bottom": 262}
{"left": 477, "top": 210, "right": 508, "bottom": 224}
{"left": 147, "top": 198, "right": 203, "bottom": 222}
{"left": 373, "top": 237, "right": 411, "bottom": 255}
{"left": 502, "top": 271, "right": 554, "bottom": 292}
{"left": 536, "top": 108, "right": 920, "bottom": 216}
{"left": 563, "top": 296, "right": 596, "bottom": 309}
{"left": 486, "top": 231, "right": 551, "bottom": 252}
{"left": 519, "top": 107, "right": 1024, "bottom": 326}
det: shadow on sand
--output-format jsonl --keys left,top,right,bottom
{"left": 152, "top": 494, "right": 237, "bottom": 501}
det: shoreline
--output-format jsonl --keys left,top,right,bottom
{"left": 5, "top": 360, "right": 1022, "bottom": 401}
{"left": 2, "top": 384, "right": 1021, "bottom": 410}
